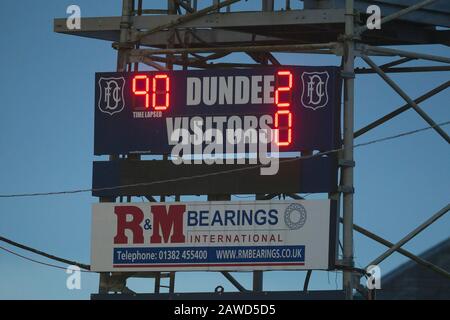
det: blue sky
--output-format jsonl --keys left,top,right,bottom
{"left": 0, "top": 0, "right": 449, "bottom": 299}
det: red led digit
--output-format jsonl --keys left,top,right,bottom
{"left": 275, "top": 110, "right": 292, "bottom": 146}
{"left": 274, "top": 70, "right": 293, "bottom": 147}
{"left": 132, "top": 75, "right": 150, "bottom": 108}
{"left": 275, "top": 70, "right": 293, "bottom": 108}
{"left": 152, "top": 74, "right": 170, "bottom": 111}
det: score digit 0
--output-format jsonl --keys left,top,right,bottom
{"left": 152, "top": 74, "right": 170, "bottom": 111}
{"left": 275, "top": 70, "right": 293, "bottom": 146}
{"left": 133, "top": 74, "right": 170, "bottom": 111}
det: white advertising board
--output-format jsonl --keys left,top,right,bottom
{"left": 91, "top": 200, "right": 337, "bottom": 272}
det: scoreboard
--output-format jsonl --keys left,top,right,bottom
{"left": 94, "top": 66, "right": 342, "bottom": 155}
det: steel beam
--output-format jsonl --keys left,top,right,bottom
{"left": 253, "top": 271, "right": 263, "bottom": 292}
{"left": 138, "top": 50, "right": 334, "bottom": 69}
{"left": 54, "top": 10, "right": 449, "bottom": 47}
{"left": 54, "top": 9, "right": 346, "bottom": 35}
{"left": 364, "top": 45, "right": 450, "bottom": 65}
{"left": 130, "top": 42, "right": 337, "bottom": 55}
{"left": 262, "top": 0, "right": 275, "bottom": 12}
{"left": 303, "top": 270, "right": 312, "bottom": 292}
{"left": 355, "top": 66, "right": 450, "bottom": 74}
{"left": 117, "top": 0, "right": 134, "bottom": 71}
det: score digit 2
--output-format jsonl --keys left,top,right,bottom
{"left": 275, "top": 70, "right": 293, "bottom": 146}
{"left": 132, "top": 74, "right": 170, "bottom": 111}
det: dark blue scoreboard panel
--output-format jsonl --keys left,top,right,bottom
{"left": 94, "top": 66, "right": 342, "bottom": 155}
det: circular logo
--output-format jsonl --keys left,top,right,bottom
{"left": 284, "top": 203, "right": 307, "bottom": 230}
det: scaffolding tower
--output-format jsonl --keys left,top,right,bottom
{"left": 54, "top": 0, "right": 450, "bottom": 300}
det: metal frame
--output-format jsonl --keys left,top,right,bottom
{"left": 55, "top": 0, "right": 450, "bottom": 299}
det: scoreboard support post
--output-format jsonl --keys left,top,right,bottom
{"left": 342, "top": 0, "right": 356, "bottom": 300}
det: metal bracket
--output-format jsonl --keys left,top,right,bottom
{"left": 335, "top": 260, "right": 369, "bottom": 278}
{"left": 338, "top": 186, "right": 355, "bottom": 194}
{"left": 340, "top": 71, "right": 355, "bottom": 79}
{"left": 339, "top": 159, "right": 355, "bottom": 167}
{"left": 335, "top": 259, "right": 354, "bottom": 268}
{"left": 337, "top": 33, "right": 361, "bottom": 43}
{"left": 112, "top": 41, "right": 135, "bottom": 50}
{"left": 333, "top": 43, "right": 344, "bottom": 56}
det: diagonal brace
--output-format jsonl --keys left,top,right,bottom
{"left": 340, "top": 218, "right": 450, "bottom": 280}
{"left": 378, "top": 57, "right": 414, "bottom": 69}
{"left": 362, "top": 55, "right": 450, "bottom": 144}
{"left": 363, "top": 45, "right": 450, "bottom": 65}
{"left": 221, "top": 272, "right": 250, "bottom": 292}
{"left": 355, "top": 81, "right": 450, "bottom": 138}
{"left": 366, "top": 203, "right": 450, "bottom": 269}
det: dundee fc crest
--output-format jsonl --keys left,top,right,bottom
{"left": 98, "top": 77, "right": 126, "bottom": 115}
{"left": 301, "top": 71, "right": 329, "bottom": 110}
